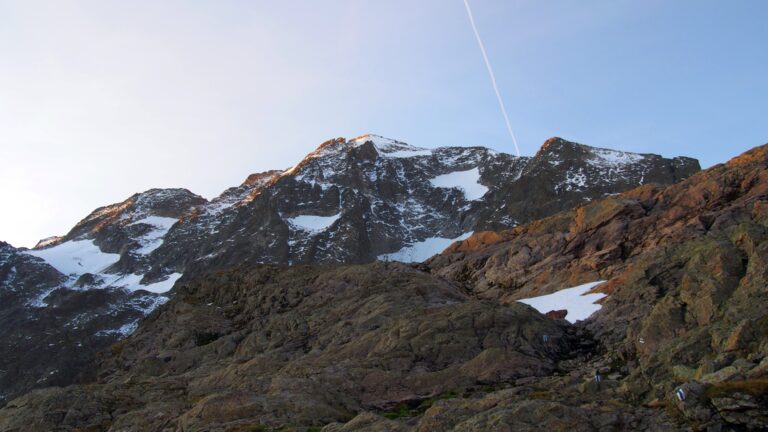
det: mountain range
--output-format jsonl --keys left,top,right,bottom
{"left": 5, "top": 135, "right": 765, "bottom": 431}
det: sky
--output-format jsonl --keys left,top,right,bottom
{"left": 1, "top": 0, "right": 766, "bottom": 248}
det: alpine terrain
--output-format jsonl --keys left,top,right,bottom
{"left": 11, "top": 134, "right": 763, "bottom": 431}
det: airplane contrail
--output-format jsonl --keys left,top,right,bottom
{"left": 462, "top": 0, "right": 521, "bottom": 157}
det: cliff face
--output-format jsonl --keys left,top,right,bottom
{"left": 474, "top": 137, "right": 700, "bottom": 230}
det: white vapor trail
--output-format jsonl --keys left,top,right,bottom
{"left": 462, "top": 0, "right": 521, "bottom": 157}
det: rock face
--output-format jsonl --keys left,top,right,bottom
{"left": 0, "top": 264, "right": 576, "bottom": 431}
{"left": 426, "top": 143, "right": 768, "bottom": 429}
{"left": 0, "top": 134, "right": 698, "bottom": 404}
{"left": 0, "top": 241, "right": 166, "bottom": 405}
{"left": 0, "top": 189, "right": 204, "bottom": 405}
{"left": 1, "top": 141, "right": 767, "bottom": 430}
{"left": 152, "top": 135, "right": 697, "bottom": 271}
{"left": 475, "top": 137, "right": 699, "bottom": 230}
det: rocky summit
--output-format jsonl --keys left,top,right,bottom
{"left": 1, "top": 133, "right": 740, "bottom": 431}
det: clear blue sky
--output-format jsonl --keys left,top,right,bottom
{"left": 1, "top": 0, "right": 766, "bottom": 248}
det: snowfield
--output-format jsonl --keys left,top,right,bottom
{"left": 133, "top": 272, "right": 183, "bottom": 294}
{"left": 26, "top": 239, "right": 120, "bottom": 276}
{"left": 379, "top": 232, "right": 474, "bottom": 263}
{"left": 429, "top": 168, "right": 489, "bottom": 200}
{"left": 26, "top": 238, "right": 182, "bottom": 295}
{"left": 100, "top": 272, "right": 183, "bottom": 294}
{"left": 590, "top": 148, "right": 644, "bottom": 166}
{"left": 288, "top": 214, "right": 341, "bottom": 232}
{"left": 352, "top": 134, "right": 433, "bottom": 158}
{"left": 517, "top": 281, "right": 608, "bottom": 323}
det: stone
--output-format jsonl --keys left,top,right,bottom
{"left": 701, "top": 366, "right": 743, "bottom": 384}
{"left": 711, "top": 393, "right": 768, "bottom": 429}
{"left": 672, "top": 365, "right": 697, "bottom": 382}
{"left": 545, "top": 309, "right": 568, "bottom": 320}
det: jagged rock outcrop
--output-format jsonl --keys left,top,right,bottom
{"left": 475, "top": 137, "right": 699, "bottom": 230}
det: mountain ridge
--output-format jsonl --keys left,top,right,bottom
{"left": 3, "top": 141, "right": 766, "bottom": 431}
{"left": 0, "top": 134, "right": 699, "bottom": 407}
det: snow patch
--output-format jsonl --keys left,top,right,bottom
{"left": 379, "top": 232, "right": 473, "bottom": 263}
{"left": 517, "top": 281, "right": 608, "bottom": 323}
{"left": 381, "top": 148, "right": 433, "bottom": 158}
{"left": 128, "top": 216, "right": 177, "bottom": 229}
{"left": 588, "top": 148, "right": 644, "bottom": 169}
{"left": 129, "top": 216, "right": 178, "bottom": 254}
{"left": 133, "top": 272, "right": 182, "bottom": 294}
{"left": 429, "top": 168, "right": 488, "bottom": 200}
{"left": 26, "top": 240, "right": 120, "bottom": 277}
{"left": 557, "top": 169, "right": 588, "bottom": 192}
{"left": 351, "top": 134, "right": 433, "bottom": 158}
{"left": 288, "top": 214, "right": 341, "bottom": 233}
{"left": 204, "top": 199, "right": 236, "bottom": 216}
{"left": 592, "top": 148, "right": 643, "bottom": 164}
{"left": 100, "top": 272, "right": 183, "bottom": 294}
{"left": 95, "top": 293, "right": 171, "bottom": 336}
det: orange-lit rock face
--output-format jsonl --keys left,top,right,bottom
{"left": 444, "top": 231, "right": 504, "bottom": 253}
{"left": 427, "top": 143, "right": 768, "bottom": 411}
{"left": 726, "top": 142, "right": 768, "bottom": 167}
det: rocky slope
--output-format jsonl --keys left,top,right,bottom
{"left": 0, "top": 142, "right": 764, "bottom": 431}
{"left": 0, "top": 240, "right": 164, "bottom": 405}
{"left": 0, "top": 263, "right": 580, "bottom": 431}
{"left": 3, "top": 143, "right": 767, "bottom": 431}
{"left": 0, "top": 134, "right": 699, "bottom": 410}
{"left": 424, "top": 142, "right": 768, "bottom": 430}
{"left": 0, "top": 189, "right": 205, "bottom": 405}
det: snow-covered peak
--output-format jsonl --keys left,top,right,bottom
{"left": 283, "top": 135, "right": 432, "bottom": 179}
{"left": 75, "top": 188, "right": 204, "bottom": 230}
{"left": 296, "top": 135, "right": 432, "bottom": 166}
{"left": 349, "top": 133, "right": 403, "bottom": 146}
{"left": 350, "top": 134, "right": 433, "bottom": 158}
{"left": 34, "top": 236, "right": 64, "bottom": 249}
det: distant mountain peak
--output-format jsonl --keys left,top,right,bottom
{"left": 307, "top": 134, "right": 431, "bottom": 158}
{"left": 349, "top": 133, "right": 402, "bottom": 144}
